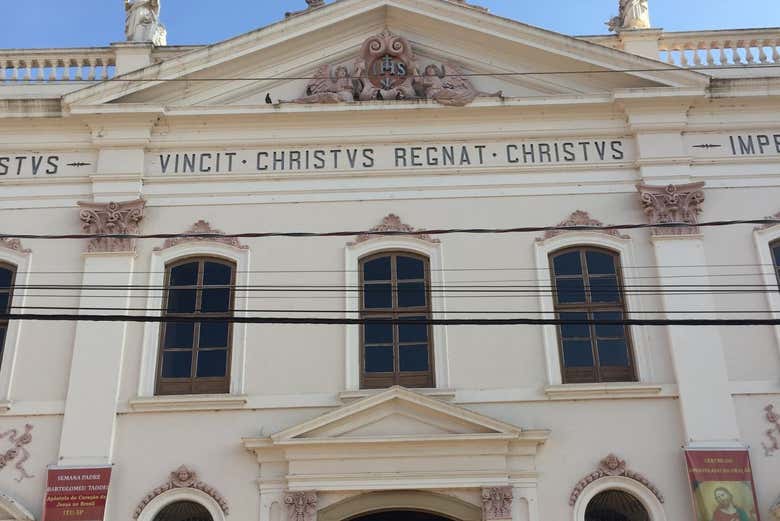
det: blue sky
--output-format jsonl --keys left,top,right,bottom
{"left": 1, "top": 0, "right": 777, "bottom": 48}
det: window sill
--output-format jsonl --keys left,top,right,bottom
{"left": 339, "top": 388, "right": 456, "bottom": 404}
{"left": 128, "top": 394, "right": 248, "bottom": 412}
{"left": 543, "top": 382, "right": 663, "bottom": 400}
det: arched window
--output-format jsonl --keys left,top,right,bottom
{"left": 156, "top": 257, "right": 235, "bottom": 395}
{"left": 0, "top": 264, "right": 16, "bottom": 369}
{"left": 585, "top": 490, "right": 650, "bottom": 521}
{"left": 549, "top": 247, "right": 636, "bottom": 384}
{"left": 153, "top": 501, "right": 213, "bottom": 521}
{"left": 360, "top": 252, "right": 433, "bottom": 389}
{"left": 772, "top": 240, "right": 780, "bottom": 289}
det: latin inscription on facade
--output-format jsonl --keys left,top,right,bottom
{"left": 688, "top": 132, "right": 780, "bottom": 158}
{"left": 149, "top": 139, "right": 631, "bottom": 176}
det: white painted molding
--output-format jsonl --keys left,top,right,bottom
{"left": 0, "top": 247, "right": 32, "bottom": 407}
{"left": 138, "top": 241, "right": 251, "bottom": 397}
{"left": 128, "top": 394, "right": 248, "bottom": 413}
{"left": 344, "top": 237, "right": 448, "bottom": 391}
{"left": 571, "top": 476, "right": 667, "bottom": 521}
{"left": 135, "top": 487, "right": 226, "bottom": 521}
{"left": 753, "top": 224, "right": 780, "bottom": 355}
{"left": 534, "top": 231, "right": 652, "bottom": 386}
{"left": 544, "top": 382, "right": 663, "bottom": 400}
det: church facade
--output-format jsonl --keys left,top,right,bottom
{"left": 0, "top": 1, "right": 778, "bottom": 520}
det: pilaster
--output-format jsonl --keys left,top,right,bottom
{"left": 637, "top": 183, "right": 741, "bottom": 446}
{"left": 57, "top": 199, "right": 145, "bottom": 466}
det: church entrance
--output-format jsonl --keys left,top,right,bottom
{"left": 349, "top": 511, "right": 456, "bottom": 521}
{"left": 585, "top": 490, "right": 650, "bottom": 521}
{"left": 152, "top": 501, "right": 214, "bottom": 521}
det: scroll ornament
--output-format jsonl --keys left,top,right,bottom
{"left": 287, "top": 29, "right": 501, "bottom": 107}
{"left": 0, "top": 424, "right": 33, "bottom": 482}
{"left": 78, "top": 199, "right": 146, "bottom": 253}
{"left": 133, "top": 465, "right": 229, "bottom": 519}
{"left": 569, "top": 454, "right": 664, "bottom": 507}
{"left": 285, "top": 491, "right": 318, "bottom": 521}
{"left": 349, "top": 214, "right": 440, "bottom": 245}
{"left": 540, "top": 210, "right": 630, "bottom": 240}
{"left": 0, "top": 238, "right": 30, "bottom": 254}
{"left": 762, "top": 404, "right": 780, "bottom": 456}
{"left": 155, "top": 220, "right": 247, "bottom": 251}
{"left": 636, "top": 182, "right": 705, "bottom": 235}
{"left": 482, "top": 487, "right": 513, "bottom": 520}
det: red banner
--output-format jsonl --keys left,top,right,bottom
{"left": 42, "top": 466, "right": 112, "bottom": 521}
{"left": 685, "top": 450, "right": 760, "bottom": 521}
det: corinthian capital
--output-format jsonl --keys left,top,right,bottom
{"left": 636, "top": 182, "right": 705, "bottom": 236}
{"left": 78, "top": 199, "right": 146, "bottom": 253}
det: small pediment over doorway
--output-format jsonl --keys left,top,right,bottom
{"left": 243, "top": 386, "right": 549, "bottom": 492}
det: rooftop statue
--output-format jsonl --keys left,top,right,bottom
{"left": 125, "top": 0, "right": 167, "bottom": 46}
{"left": 608, "top": 0, "right": 651, "bottom": 32}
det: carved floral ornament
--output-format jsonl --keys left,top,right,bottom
{"left": 78, "top": 199, "right": 146, "bottom": 253}
{"left": 133, "top": 465, "right": 229, "bottom": 519}
{"left": 481, "top": 487, "right": 513, "bottom": 520}
{"left": 540, "top": 210, "right": 630, "bottom": 241}
{"left": 0, "top": 238, "right": 30, "bottom": 255}
{"left": 636, "top": 182, "right": 706, "bottom": 236}
{"left": 569, "top": 454, "right": 664, "bottom": 507}
{"left": 762, "top": 404, "right": 780, "bottom": 456}
{"left": 286, "top": 29, "right": 501, "bottom": 107}
{"left": 285, "top": 491, "right": 318, "bottom": 521}
{"left": 0, "top": 425, "right": 34, "bottom": 483}
{"left": 349, "top": 214, "right": 440, "bottom": 245}
{"left": 154, "top": 220, "right": 247, "bottom": 251}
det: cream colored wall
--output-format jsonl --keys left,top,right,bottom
{"left": 734, "top": 395, "right": 779, "bottom": 517}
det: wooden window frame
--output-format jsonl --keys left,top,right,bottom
{"left": 549, "top": 247, "right": 637, "bottom": 384}
{"left": 0, "top": 263, "right": 15, "bottom": 367}
{"left": 359, "top": 251, "right": 435, "bottom": 389}
{"left": 156, "top": 256, "right": 236, "bottom": 396}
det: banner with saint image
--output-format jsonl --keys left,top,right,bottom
{"left": 685, "top": 450, "right": 760, "bottom": 521}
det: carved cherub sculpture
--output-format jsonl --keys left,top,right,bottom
{"left": 417, "top": 63, "right": 502, "bottom": 107}
{"left": 289, "top": 65, "right": 355, "bottom": 104}
{"left": 125, "top": 0, "right": 167, "bottom": 46}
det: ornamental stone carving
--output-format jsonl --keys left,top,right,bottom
{"left": 762, "top": 404, "right": 780, "bottom": 456}
{"left": 540, "top": 210, "right": 630, "bottom": 241}
{"left": 569, "top": 454, "right": 664, "bottom": 507}
{"left": 133, "top": 465, "right": 229, "bottom": 519}
{"left": 608, "top": 0, "right": 651, "bottom": 32}
{"left": 154, "top": 220, "right": 247, "bottom": 251}
{"left": 756, "top": 211, "right": 780, "bottom": 231}
{"left": 0, "top": 424, "right": 34, "bottom": 482}
{"left": 125, "top": 0, "right": 167, "bottom": 46}
{"left": 0, "top": 238, "right": 30, "bottom": 254}
{"left": 286, "top": 29, "right": 501, "bottom": 107}
{"left": 285, "top": 491, "right": 317, "bottom": 521}
{"left": 636, "top": 182, "right": 705, "bottom": 236}
{"left": 78, "top": 199, "right": 146, "bottom": 253}
{"left": 349, "top": 214, "right": 440, "bottom": 245}
{"left": 481, "top": 487, "right": 513, "bottom": 520}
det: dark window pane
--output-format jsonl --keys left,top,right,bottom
{"left": 365, "top": 321, "right": 393, "bottom": 344}
{"left": 559, "top": 312, "right": 589, "bottom": 338}
{"left": 196, "top": 349, "right": 228, "bottom": 377}
{"left": 590, "top": 276, "right": 620, "bottom": 303}
{"left": 598, "top": 339, "right": 630, "bottom": 367}
{"left": 0, "top": 293, "right": 8, "bottom": 313}
{"left": 553, "top": 251, "right": 582, "bottom": 276}
{"left": 400, "top": 344, "right": 429, "bottom": 371}
{"left": 364, "top": 284, "right": 392, "bottom": 309}
{"left": 397, "top": 257, "right": 425, "bottom": 280}
{"left": 398, "top": 282, "right": 426, "bottom": 307}
{"left": 773, "top": 245, "right": 780, "bottom": 267}
{"left": 586, "top": 251, "right": 616, "bottom": 275}
{"left": 170, "top": 262, "right": 198, "bottom": 286}
{"left": 164, "top": 322, "right": 194, "bottom": 348}
{"left": 556, "top": 278, "right": 586, "bottom": 304}
{"left": 0, "top": 269, "right": 12, "bottom": 289}
{"left": 162, "top": 351, "right": 192, "bottom": 378}
{"left": 594, "top": 311, "right": 625, "bottom": 338}
{"left": 399, "top": 317, "right": 428, "bottom": 343}
{"left": 167, "top": 288, "right": 196, "bottom": 313}
{"left": 200, "top": 321, "right": 229, "bottom": 348}
{"left": 562, "top": 340, "right": 594, "bottom": 368}
{"left": 201, "top": 288, "right": 231, "bottom": 313}
{"left": 365, "top": 346, "right": 393, "bottom": 373}
{"left": 204, "top": 262, "right": 232, "bottom": 286}
{"left": 0, "top": 327, "right": 6, "bottom": 352}
{"left": 364, "top": 257, "right": 391, "bottom": 281}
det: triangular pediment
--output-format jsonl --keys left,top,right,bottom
{"left": 64, "top": 0, "right": 707, "bottom": 112}
{"left": 271, "top": 386, "right": 523, "bottom": 443}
